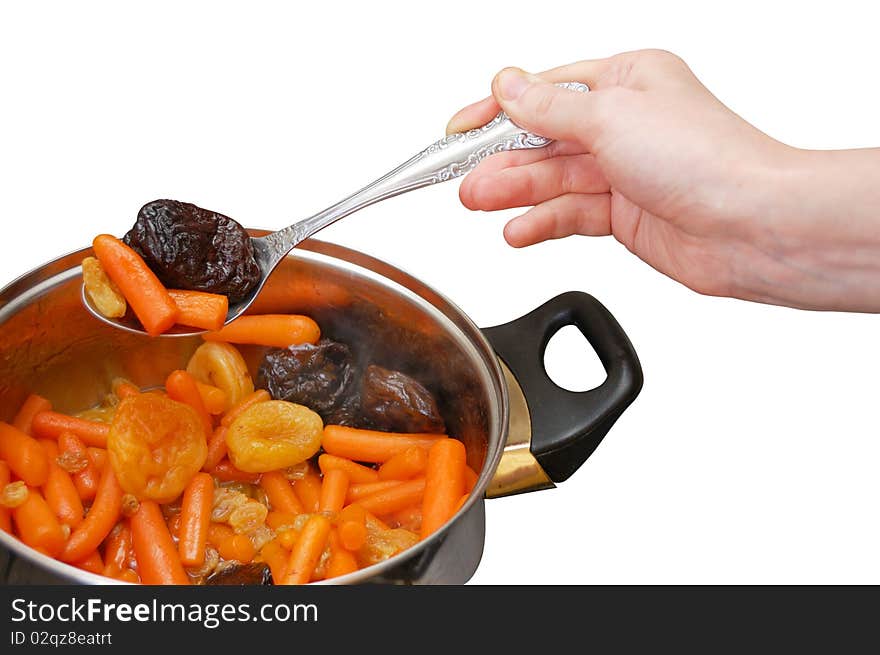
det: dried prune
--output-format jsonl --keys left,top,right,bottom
{"left": 361, "top": 365, "right": 445, "bottom": 433}
{"left": 124, "top": 199, "right": 260, "bottom": 303}
{"left": 205, "top": 562, "right": 272, "bottom": 586}
{"left": 257, "top": 339, "right": 357, "bottom": 418}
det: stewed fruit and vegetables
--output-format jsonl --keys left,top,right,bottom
{"left": 0, "top": 318, "right": 477, "bottom": 584}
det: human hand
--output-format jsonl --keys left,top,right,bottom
{"left": 448, "top": 50, "right": 880, "bottom": 312}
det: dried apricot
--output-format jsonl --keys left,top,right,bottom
{"left": 108, "top": 394, "right": 207, "bottom": 503}
{"left": 186, "top": 342, "right": 253, "bottom": 411}
{"left": 225, "top": 400, "right": 322, "bottom": 473}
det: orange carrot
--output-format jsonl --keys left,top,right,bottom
{"left": 165, "top": 370, "right": 213, "bottom": 433}
{"left": 167, "top": 289, "right": 229, "bottom": 332}
{"left": 292, "top": 464, "right": 322, "bottom": 513}
{"left": 282, "top": 514, "right": 331, "bottom": 585}
{"left": 61, "top": 465, "right": 123, "bottom": 562}
{"left": 364, "top": 511, "right": 390, "bottom": 531}
{"left": 210, "top": 460, "right": 261, "bottom": 484}
{"left": 206, "top": 523, "right": 235, "bottom": 549}
{"left": 58, "top": 432, "right": 99, "bottom": 501}
{"left": 202, "top": 427, "right": 228, "bottom": 472}
{"left": 326, "top": 530, "right": 358, "bottom": 579}
{"left": 464, "top": 465, "right": 479, "bottom": 493}
{"left": 218, "top": 533, "right": 255, "bottom": 563}
{"left": 205, "top": 314, "right": 320, "bottom": 349}
{"left": 0, "top": 462, "right": 11, "bottom": 533}
{"left": 322, "top": 425, "right": 446, "bottom": 463}
{"left": 378, "top": 446, "right": 428, "bottom": 481}
{"left": 356, "top": 478, "right": 426, "bottom": 516}
{"left": 87, "top": 447, "right": 107, "bottom": 473}
{"left": 346, "top": 479, "right": 405, "bottom": 504}
{"left": 31, "top": 411, "right": 109, "bottom": 448}
{"left": 111, "top": 379, "right": 140, "bottom": 399}
{"left": 103, "top": 521, "right": 134, "bottom": 575}
{"left": 260, "top": 471, "right": 304, "bottom": 515}
{"left": 453, "top": 493, "right": 470, "bottom": 514}
{"left": 12, "top": 489, "right": 67, "bottom": 557}
{"left": 261, "top": 540, "right": 288, "bottom": 583}
{"left": 12, "top": 394, "right": 52, "bottom": 435}
{"left": 318, "top": 454, "right": 379, "bottom": 484}
{"left": 196, "top": 382, "right": 228, "bottom": 415}
{"left": 113, "top": 568, "right": 141, "bottom": 584}
{"left": 277, "top": 528, "right": 298, "bottom": 550}
{"left": 92, "top": 234, "right": 179, "bottom": 336}
{"left": 130, "top": 500, "right": 189, "bottom": 585}
{"left": 178, "top": 472, "right": 213, "bottom": 567}
{"left": 389, "top": 505, "right": 422, "bottom": 533}
{"left": 420, "top": 439, "right": 467, "bottom": 539}
{"left": 0, "top": 422, "right": 49, "bottom": 486}
{"left": 41, "top": 441, "right": 84, "bottom": 528}
{"left": 266, "top": 511, "right": 299, "bottom": 530}
{"left": 220, "top": 389, "right": 271, "bottom": 427}
{"left": 338, "top": 519, "right": 367, "bottom": 552}
{"left": 319, "top": 469, "right": 349, "bottom": 513}
{"left": 74, "top": 550, "right": 105, "bottom": 575}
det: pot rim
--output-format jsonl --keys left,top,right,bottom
{"left": 0, "top": 236, "right": 510, "bottom": 585}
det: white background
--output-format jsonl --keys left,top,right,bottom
{"left": 1, "top": 1, "right": 878, "bottom": 584}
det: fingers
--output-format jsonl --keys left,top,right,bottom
{"left": 491, "top": 68, "right": 601, "bottom": 145}
{"left": 503, "top": 193, "right": 612, "bottom": 248}
{"left": 460, "top": 154, "right": 609, "bottom": 211}
{"left": 446, "top": 96, "right": 499, "bottom": 135}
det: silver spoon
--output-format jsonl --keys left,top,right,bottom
{"left": 83, "top": 82, "right": 589, "bottom": 336}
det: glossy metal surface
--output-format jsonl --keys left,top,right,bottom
{"left": 1, "top": 236, "right": 510, "bottom": 584}
{"left": 82, "top": 83, "right": 590, "bottom": 335}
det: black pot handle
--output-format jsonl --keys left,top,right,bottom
{"left": 483, "top": 292, "right": 643, "bottom": 482}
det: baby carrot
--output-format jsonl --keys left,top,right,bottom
{"left": 0, "top": 462, "right": 12, "bottom": 533}
{"left": 260, "top": 471, "right": 304, "bottom": 515}
{"left": 0, "top": 422, "right": 49, "bottom": 486}
{"left": 390, "top": 505, "right": 422, "bottom": 533}
{"left": 204, "top": 314, "right": 320, "bottom": 349}
{"left": 167, "top": 289, "right": 229, "bottom": 332}
{"left": 92, "top": 234, "right": 179, "bottom": 336}
{"left": 41, "top": 442, "right": 84, "bottom": 528}
{"left": 266, "top": 511, "right": 299, "bottom": 531}
{"left": 326, "top": 530, "right": 358, "bottom": 579}
{"left": 356, "top": 478, "right": 426, "bottom": 516}
{"left": 346, "top": 479, "right": 405, "bottom": 504}
{"left": 12, "top": 489, "right": 67, "bottom": 557}
{"left": 206, "top": 523, "right": 235, "bottom": 549}
{"left": 113, "top": 568, "right": 141, "bottom": 584}
{"left": 210, "top": 460, "right": 261, "bottom": 484}
{"left": 282, "top": 514, "right": 331, "bottom": 585}
{"left": 103, "top": 521, "right": 134, "bottom": 575}
{"left": 318, "top": 454, "right": 379, "bottom": 484}
{"left": 74, "top": 550, "right": 105, "bottom": 575}
{"left": 454, "top": 493, "right": 470, "bottom": 514}
{"left": 61, "top": 465, "right": 123, "bottom": 562}
{"left": 31, "top": 411, "right": 110, "bottom": 448}
{"left": 131, "top": 500, "right": 189, "bottom": 585}
{"left": 260, "top": 540, "right": 288, "bottom": 583}
{"left": 202, "top": 426, "right": 229, "bottom": 472}
{"left": 178, "top": 472, "right": 214, "bottom": 567}
{"left": 219, "top": 533, "right": 255, "bottom": 563}
{"left": 420, "top": 439, "right": 467, "bottom": 539}
{"left": 165, "top": 370, "right": 213, "bottom": 433}
{"left": 292, "top": 464, "right": 322, "bottom": 513}
{"left": 58, "top": 432, "right": 99, "bottom": 501}
{"left": 464, "top": 465, "right": 479, "bottom": 493}
{"left": 338, "top": 518, "right": 367, "bottom": 552}
{"left": 196, "top": 382, "right": 228, "bottom": 415}
{"left": 378, "top": 446, "right": 428, "bottom": 481}
{"left": 319, "top": 469, "right": 349, "bottom": 513}
{"left": 12, "top": 394, "right": 52, "bottom": 435}
{"left": 220, "top": 389, "right": 271, "bottom": 427}
{"left": 322, "top": 425, "right": 447, "bottom": 463}
{"left": 87, "top": 447, "right": 107, "bottom": 473}
{"left": 111, "top": 378, "right": 140, "bottom": 399}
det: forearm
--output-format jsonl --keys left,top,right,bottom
{"left": 737, "top": 147, "right": 880, "bottom": 312}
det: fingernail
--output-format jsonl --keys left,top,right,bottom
{"left": 496, "top": 68, "right": 532, "bottom": 102}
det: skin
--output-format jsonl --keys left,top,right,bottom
{"left": 447, "top": 50, "right": 880, "bottom": 313}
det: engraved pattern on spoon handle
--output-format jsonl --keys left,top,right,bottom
{"left": 260, "top": 82, "right": 590, "bottom": 263}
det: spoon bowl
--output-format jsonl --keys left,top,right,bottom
{"left": 81, "top": 82, "right": 589, "bottom": 336}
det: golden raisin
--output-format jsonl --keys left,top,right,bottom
{"left": 82, "top": 256, "right": 127, "bottom": 318}
{"left": 1, "top": 481, "right": 28, "bottom": 508}
{"left": 228, "top": 500, "right": 268, "bottom": 535}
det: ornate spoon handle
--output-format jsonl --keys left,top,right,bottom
{"left": 259, "top": 82, "right": 589, "bottom": 260}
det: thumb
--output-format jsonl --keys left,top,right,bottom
{"left": 492, "top": 67, "right": 596, "bottom": 146}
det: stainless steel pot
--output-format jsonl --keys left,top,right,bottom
{"left": 0, "top": 235, "right": 642, "bottom": 584}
